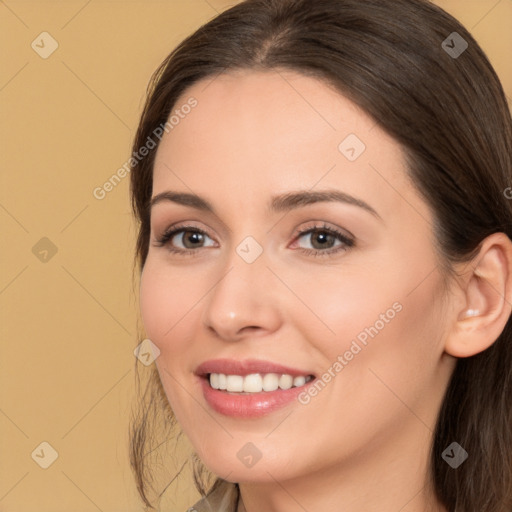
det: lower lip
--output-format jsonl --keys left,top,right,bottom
{"left": 199, "top": 376, "right": 315, "bottom": 418}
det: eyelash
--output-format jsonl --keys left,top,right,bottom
{"left": 154, "top": 222, "right": 355, "bottom": 258}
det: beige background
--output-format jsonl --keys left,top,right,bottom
{"left": 0, "top": 1, "right": 510, "bottom": 511}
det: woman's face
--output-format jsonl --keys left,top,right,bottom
{"left": 140, "top": 69, "right": 456, "bottom": 484}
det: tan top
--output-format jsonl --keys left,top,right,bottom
{"left": 187, "top": 481, "right": 245, "bottom": 512}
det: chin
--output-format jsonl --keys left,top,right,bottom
{"left": 194, "top": 441, "right": 303, "bottom": 484}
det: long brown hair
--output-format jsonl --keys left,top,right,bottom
{"left": 128, "top": 0, "right": 512, "bottom": 510}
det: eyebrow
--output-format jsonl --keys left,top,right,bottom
{"left": 150, "top": 189, "right": 381, "bottom": 220}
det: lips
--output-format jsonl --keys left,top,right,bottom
{"left": 195, "top": 358, "right": 316, "bottom": 418}
{"left": 195, "top": 358, "right": 314, "bottom": 377}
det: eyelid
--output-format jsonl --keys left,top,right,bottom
{"left": 290, "top": 220, "right": 354, "bottom": 242}
{"left": 153, "top": 219, "right": 352, "bottom": 240}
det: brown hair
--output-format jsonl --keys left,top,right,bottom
{"left": 128, "top": 0, "right": 512, "bottom": 510}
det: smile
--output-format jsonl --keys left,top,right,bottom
{"left": 195, "top": 359, "right": 317, "bottom": 417}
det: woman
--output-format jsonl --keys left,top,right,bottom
{"left": 128, "top": 0, "right": 512, "bottom": 510}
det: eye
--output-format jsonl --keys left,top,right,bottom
{"left": 291, "top": 223, "right": 354, "bottom": 258}
{"left": 153, "top": 221, "right": 355, "bottom": 258}
{"left": 154, "top": 223, "right": 216, "bottom": 256}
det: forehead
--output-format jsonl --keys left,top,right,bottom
{"left": 151, "top": 69, "right": 424, "bottom": 225}
{"left": 156, "top": 68, "right": 378, "bottom": 167}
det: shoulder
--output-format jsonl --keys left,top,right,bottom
{"left": 186, "top": 480, "right": 239, "bottom": 512}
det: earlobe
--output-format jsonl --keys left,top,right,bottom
{"left": 445, "top": 233, "right": 512, "bottom": 358}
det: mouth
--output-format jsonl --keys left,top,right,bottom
{"left": 195, "top": 359, "right": 317, "bottom": 417}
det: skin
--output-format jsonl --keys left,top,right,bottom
{"left": 139, "top": 69, "right": 512, "bottom": 511}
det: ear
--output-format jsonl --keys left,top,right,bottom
{"left": 444, "top": 232, "right": 512, "bottom": 358}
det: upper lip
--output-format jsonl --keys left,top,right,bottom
{"left": 195, "top": 358, "right": 315, "bottom": 378}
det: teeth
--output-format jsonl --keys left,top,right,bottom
{"left": 293, "top": 376, "right": 306, "bottom": 387}
{"left": 243, "top": 373, "right": 262, "bottom": 392}
{"left": 210, "top": 373, "right": 220, "bottom": 389}
{"left": 209, "top": 373, "right": 312, "bottom": 393}
{"left": 226, "top": 375, "right": 244, "bottom": 392}
{"left": 279, "top": 374, "right": 293, "bottom": 390}
{"left": 263, "top": 373, "right": 279, "bottom": 391}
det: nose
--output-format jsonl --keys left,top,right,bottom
{"left": 201, "top": 249, "right": 282, "bottom": 342}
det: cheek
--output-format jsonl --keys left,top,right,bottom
{"left": 139, "top": 261, "right": 202, "bottom": 413}
{"left": 293, "top": 272, "right": 445, "bottom": 451}
{"left": 330, "top": 269, "right": 446, "bottom": 412}
{"left": 139, "top": 260, "right": 194, "bottom": 352}
{"left": 286, "top": 267, "right": 396, "bottom": 356}
{"left": 294, "top": 259, "right": 444, "bottom": 377}
{"left": 139, "top": 264, "right": 165, "bottom": 343}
